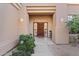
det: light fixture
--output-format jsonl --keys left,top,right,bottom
{"left": 61, "top": 18, "right": 68, "bottom": 26}
{"left": 20, "top": 18, "right": 24, "bottom": 22}
{"left": 61, "top": 18, "right": 64, "bottom": 22}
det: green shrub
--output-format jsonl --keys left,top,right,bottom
{"left": 12, "top": 34, "right": 35, "bottom": 56}
{"left": 68, "top": 15, "right": 79, "bottom": 34}
{"left": 67, "top": 15, "right": 79, "bottom": 46}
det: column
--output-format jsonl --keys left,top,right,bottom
{"left": 55, "top": 4, "right": 69, "bottom": 44}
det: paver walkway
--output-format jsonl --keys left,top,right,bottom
{"left": 4, "top": 37, "right": 79, "bottom": 56}
{"left": 32, "top": 37, "right": 79, "bottom": 56}
{"left": 32, "top": 37, "right": 54, "bottom": 56}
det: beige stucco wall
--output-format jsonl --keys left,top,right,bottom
{"left": 68, "top": 4, "right": 79, "bottom": 14}
{"left": 0, "top": 3, "right": 30, "bottom": 55}
{"left": 54, "top": 4, "right": 79, "bottom": 44}
{"left": 0, "top": 3, "right": 79, "bottom": 55}
{"left": 25, "top": 3, "right": 56, "bottom": 6}
{"left": 29, "top": 15, "right": 53, "bottom": 37}
{"left": 18, "top": 6, "right": 29, "bottom": 35}
{"left": 55, "top": 4, "right": 69, "bottom": 44}
{"left": 26, "top": 3, "right": 79, "bottom": 44}
{"left": 52, "top": 13, "right": 56, "bottom": 42}
{"left": 0, "top": 4, "right": 19, "bottom": 55}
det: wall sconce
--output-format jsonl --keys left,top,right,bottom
{"left": 20, "top": 18, "right": 24, "bottom": 22}
{"left": 61, "top": 18, "right": 68, "bottom": 23}
{"left": 60, "top": 18, "right": 64, "bottom": 22}
{"left": 61, "top": 18, "right": 69, "bottom": 27}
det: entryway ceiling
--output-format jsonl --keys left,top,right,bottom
{"left": 24, "top": 3, "right": 56, "bottom": 15}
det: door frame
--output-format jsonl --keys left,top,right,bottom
{"left": 33, "top": 22, "right": 48, "bottom": 37}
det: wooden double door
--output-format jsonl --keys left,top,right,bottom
{"left": 33, "top": 22, "right": 48, "bottom": 37}
{"left": 37, "top": 23, "right": 44, "bottom": 37}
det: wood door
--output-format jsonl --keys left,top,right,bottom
{"left": 37, "top": 23, "right": 44, "bottom": 37}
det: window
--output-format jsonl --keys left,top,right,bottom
{"left": 33, "top": 23, "right": 37, "bottom": 36}
{"left": 44, "top": 23, "right": 48, "bottom": 37}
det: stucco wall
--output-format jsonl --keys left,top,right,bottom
{"left": 68, "top": 4, "right": 79, "bottom": 15}
{"left": 0, "top": 4, "right": 19, "bottom": 55}
{"left": 0, "top": 4, "right": 30, "bottom": 55}
{"left": 1, "top": 3, "right": 79, "bottom": 55}
{"left": 25, "top": 3, "right": 56, "bottom": 6}
{"left": 52, "top": 13, "right": 56, "bottom": 42}
{"left": 55, "top": 4, "right": 69, "bottom": 44}
{"left": 18, "top": 6, "right": 29, "bottom": 35}
{"left": 29, "top": 15, "right": 53, "bottom": 37}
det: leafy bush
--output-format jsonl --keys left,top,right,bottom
{"left": 12, "top": 34, "right": 35, "bottom": 56}
{"left": 67, "top": 15, "right": 79, "bottom": 34}
{"left": 67, "top": 15, "right": 79, "bottom": 46}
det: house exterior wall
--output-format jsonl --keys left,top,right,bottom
{"left": 52, "top": 13, "right": 56, "bottom": 42}
{"left": 55, "top": 4, "right": 69, "bottom": 44}
{"left": 54, "top": 4, "right": 79, "bottom": 44}
{"left": 68, "top": 4, "right": 79, "bottom": 15}
{"left": 18, "top": 6, "right": 29, "bottom": 35}
{"left": 29, "top": 15, "right": 53, "bottom": 37}
{"left": 26, "top": 3, "right": 79, "bottom": 44}
{"left": 0, "top": 4, "right": 19, "bottom": 55}
{"left": 0, "top": 3, "right": 79, "bottom": 55}
{"left": 0, "top": 4, "right": 29, "bottom": 55}
{"left": 25, "top": 3, "right": 56, "bottom": 7}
